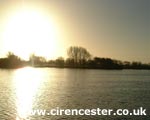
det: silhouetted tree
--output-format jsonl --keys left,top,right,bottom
{"left": 123, "top": 61, "right": 131, "bottom": 69}
{"left": 7, "top": 52, "right": 23, "bottom": 67}
{"left": 65, "top": 58, "right": 74, "bottom": 66}
{"left": 0, "top": 49, "right": 150, "bottom": 69}
{"left": 67, "top": 46, "right": 91, "bottom": 66}
{"left": 55, "top": 57, "right": 65, "bottom": 67}
{"left": 29, "top": 54, "right": 46, "bottom": 66}
{"left": 7, "top": 52, "right": 20, "bottom": 60}
{"left": 87, "top": 57, "right": 123, "bottom": 69}
{"left": 0, "top": 52, "right": 24, "bottom": 68}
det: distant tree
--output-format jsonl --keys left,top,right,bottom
{"left": 0, "top": 52, "right": 23, "bottom": 68}
{"left": 55, "top": 57, "right": 65, "bottom": 67}
{"left": 65, "top": 58, "right": 74, "bottom": 66}
{"left": 123, "top": 61, "right": 131, "bottom": 69}
{"left": 122, "top": 61, "right": 150, "bottom": 69}
{"left": 67, "top": 46, "right": 91, "bottom": 65}
{"left": 88, "top": 57, "right": 123, "bottom": 69}
{"left": 29, "top": 54, "right": 46, "bottom": 66}
{"left": 130, "top": 61, "right": 142, "bottom": 69}
{"left": 7, "top": 52, "right": 21, "bottom": 61}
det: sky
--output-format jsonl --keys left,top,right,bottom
{"left": 0, "top": 0, "right": 149, "bottom": 63}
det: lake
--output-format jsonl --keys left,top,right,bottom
{"left": 0, "top": 67, "right": 150, "bottom": 120}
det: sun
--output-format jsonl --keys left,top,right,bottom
{"left": 2, "top": 8, "right": 60, "bottom": 60}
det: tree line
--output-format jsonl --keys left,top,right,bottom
{"left": 0, "top": 46, "right": 150, "bottom": 69}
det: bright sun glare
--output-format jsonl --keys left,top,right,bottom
{"left": 13, "top": 67, "right": 44, "bottom": 119}
{"left": 3, "top": 8, "right": 60, "bottom": 60}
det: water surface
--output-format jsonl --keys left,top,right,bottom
{"left": 0, "top": 67, "right": 150, "bottom": 120}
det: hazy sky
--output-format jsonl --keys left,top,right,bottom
{"left": 0, "top": 0, "right": 149, "bottom": 63}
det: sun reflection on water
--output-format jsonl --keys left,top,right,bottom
{"left": 13, "top": 67, "right": 44, "bottom": 120}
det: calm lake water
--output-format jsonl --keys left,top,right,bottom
{"left": 0, "top": 67, "right": 150, "bottom": 120}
